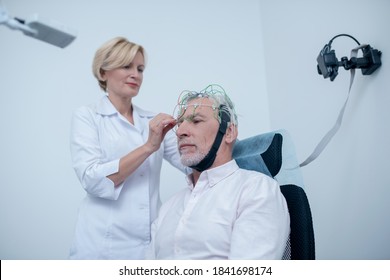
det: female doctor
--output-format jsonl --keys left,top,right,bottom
{"left": 69, "top": 37, "right": 186, "bottom": 259}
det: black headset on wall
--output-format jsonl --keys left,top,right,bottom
{"left": 316, "top": 34, "right": 382, "bottom": 81}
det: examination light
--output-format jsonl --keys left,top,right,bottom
{"left": 0, "top": 5, "right": 77, "bottom": 48}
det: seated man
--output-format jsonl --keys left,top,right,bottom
{"left": 146, "top": 85, "right": 290, "bottom": 259}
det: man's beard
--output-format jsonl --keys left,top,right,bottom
{"left": 180, "top": 148, "right": 207, "bottom": 167}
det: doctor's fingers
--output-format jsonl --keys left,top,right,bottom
{"left": 150, "top": 116, "right": 176, "bottom": 130}
{"left": 152, "top": 113, "right": 175, "bottom": 124}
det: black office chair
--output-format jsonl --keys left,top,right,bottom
{"left": 233, "top": 131, "right": 315, "bottom": 260}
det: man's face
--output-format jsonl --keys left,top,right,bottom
{"left": 175, "top": 98, "right": 219, "bottom": 167}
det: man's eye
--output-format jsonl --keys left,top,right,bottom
{"left": 192, "top": 118, "right": 202, "bottom": 124}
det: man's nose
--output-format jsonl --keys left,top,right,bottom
{"left": 176, "top": 120, "right": 190, "bottom": 137}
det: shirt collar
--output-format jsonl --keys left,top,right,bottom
{"left": 185, "top": 160, "right": 239, "bottom": 190}
{"left": 95, "top": 95, "right": 156, "bottom": 118}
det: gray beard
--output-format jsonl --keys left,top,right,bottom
{"left": 180, "top": 150, "right": 207, "bottom": 167}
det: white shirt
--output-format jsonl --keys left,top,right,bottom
{"left": 69, "top": 95, "right": 185, "bottom": 259}
{"left": 146, "top": 160, "right": 290, "bottom": 260}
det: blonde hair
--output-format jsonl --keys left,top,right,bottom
{"left": 92, "top": 37, "right": 146, "bottom": 91}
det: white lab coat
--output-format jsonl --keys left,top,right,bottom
{"left": 69, "top": 95, "right": 185, "bottom": 259}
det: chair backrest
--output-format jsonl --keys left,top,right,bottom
{"left": 233, "top": 131, "right": 315, "bottom": 260}
{"left": 280, "top": 184, "right": 315, "bottom": 259}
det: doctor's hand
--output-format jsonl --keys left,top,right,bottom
{"left": 145, "top": 113, "right": 177, "bottom": 152}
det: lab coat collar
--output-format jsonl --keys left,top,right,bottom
{"left": 95, "top": 95, "right": 156, "bottom": 119}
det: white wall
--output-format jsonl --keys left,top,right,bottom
{"left": 259, "top": 0, "right": 390, "bottom": 259}
{"left": 0, "top": 0, "right": 269, "bottom": 259}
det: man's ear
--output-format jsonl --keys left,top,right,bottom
{"left": 224, "top": 124, "right": 238, "bottom": 144}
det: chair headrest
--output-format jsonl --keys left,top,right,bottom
{"left": 233, "top": 132, "right": 283, "bottom": 177}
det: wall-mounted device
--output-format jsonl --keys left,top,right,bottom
{"left": 301, "top": 34, "right": 383, "bottom": 167}
{"left": 0, "top": 5, "right": 76, "bottom": 48}
{"left": 317, "top": 34, "right": 382, "bottom": 81}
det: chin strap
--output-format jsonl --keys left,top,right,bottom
{"left": 190, "top": 105, "right": 229, "bottom": 172}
